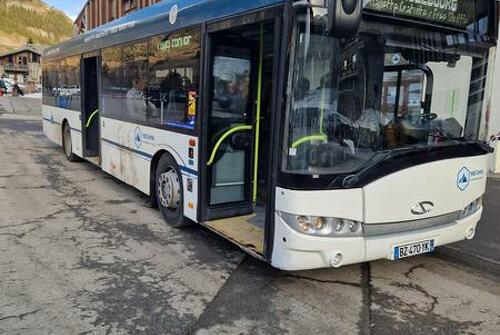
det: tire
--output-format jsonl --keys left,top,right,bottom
{"left": 62, "top": 122, "right": 78, "bottom": 162}
{"left": 156, "top": 153, "right": 191, "bottom": 228}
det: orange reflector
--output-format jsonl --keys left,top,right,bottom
{"left": 188, "top": 202, "right": 194, "bottom": 209}
{"left": 189, "top": 139, "right": 196, "bottom": 147}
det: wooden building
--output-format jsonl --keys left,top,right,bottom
{"left": 74, "top": 0, "right": 163, "bottom": 34}
{"left": 0, "top": 45, "right": 43, "bottom": 83}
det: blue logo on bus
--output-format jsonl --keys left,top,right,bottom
{"left": 457, "top": 167, "right": 471, "bottom": 191}
{"left": 134, "top": 127, "right": 142, "bottom": 149}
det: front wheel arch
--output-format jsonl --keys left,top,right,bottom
{"left": 153, "top": 151, "right": 191, "bottom": 228}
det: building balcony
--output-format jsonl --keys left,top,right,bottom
{"left": 3, "top": 63, "right": 29, "bottom": 72}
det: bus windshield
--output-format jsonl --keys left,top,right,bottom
{"left": 282, "top": 6, "right": 490, "bottom": 177}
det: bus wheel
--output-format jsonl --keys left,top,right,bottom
{"left": 62, "top": 123, "right": 78, "bottom": 162}
{"left": 156, "top": 153, "right": 191, "bottom": 228}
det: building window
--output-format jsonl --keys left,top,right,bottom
{"left": 110, "top": 0, "right": 117, "bottom": 20}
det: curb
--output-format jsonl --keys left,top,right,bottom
{"left": 436, "top": 247, "right": 500, "bottom": 278}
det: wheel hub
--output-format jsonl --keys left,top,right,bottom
{"left": 158, "top": 169, "right": 181, "bottom": 210}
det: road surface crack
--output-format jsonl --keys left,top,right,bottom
{"left": 0, "top": 208, "right": 67, "bottom": 231}
{"left": 404, "top": 264, "right": 425, "bottom": 278}
{"left": 284, "top": 273, "right": 362, "bottom": 288}
{"left": 360, "top": 262, "right": 372, "bottom": 335}
{"left": 392, "top": 282, "right": 439, "bottom": 313}
{"left": 0, "top": 309, "right": 41, "bottom": 322}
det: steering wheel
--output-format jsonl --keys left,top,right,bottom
{"left": 402, "top": 113, "right": 438, "bottom": 121}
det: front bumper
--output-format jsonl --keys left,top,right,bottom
{"left": 271, "top": 208, "right": 483, "bottom": 271}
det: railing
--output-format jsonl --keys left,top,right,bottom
{"left": 2, "top": 64, "right": 29, "bottom": 72}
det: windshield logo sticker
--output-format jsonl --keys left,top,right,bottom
{"left": 169, "top": 5, "right": 178, "bottom": 25}
{"left": 134, "top": 127, "right": 142, "bottom": 149}
{"left": 391, "top": 53, "right": 401, "bottom": 65}
{"left": 457, "top": 167, "right": 471, "bottom": 191}
{"left": 411, "top": 201, "right": 434, "bottom": 215}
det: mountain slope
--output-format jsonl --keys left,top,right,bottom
{"left": 0, "top": 0, "right": 73, "bottom": 53}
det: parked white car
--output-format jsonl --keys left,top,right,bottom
{"left": 59, "top": 85, "right": 81, "bottom": 96}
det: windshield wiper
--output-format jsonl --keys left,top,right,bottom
{"left": 340, "top": 146, "right": 438, "bottom": 188}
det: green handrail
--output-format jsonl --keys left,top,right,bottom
{"left": 291, "top": 134, "right": 328, "bottom": 149}
{"left": 291, "top": 86, "right": 329, "bottom": 149}
{"left": 85, "top": 109, "right": 99, "bottom": 128}
{"left": 207, "top": 125, "right": 253, "bottom": 166}
{"left": 252, "top": 23, "right": 264, "bottom": 203}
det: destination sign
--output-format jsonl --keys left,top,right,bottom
{"left": 364, "top": 0, "right": 486, "bottom": 29}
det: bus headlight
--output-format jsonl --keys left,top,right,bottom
{"left": 279, "top": 212, "right": 363, "bottom": 237}
{"left": 459, "top": 197, "right": 482, "bottom": 220}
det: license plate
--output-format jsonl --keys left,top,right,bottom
{"left": 393, "top": 240, "right": 435, "bottom": 260}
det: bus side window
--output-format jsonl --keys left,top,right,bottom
{"left": 102, "top": 47, "right": 124, "bottom": 121}
{"left": 122, "top": 42, "right": 149, "bottom": 123}
{"left": 42, "top": 59, "right": 59, "bottom": 108}
{"left": 148, "top": 27, "right": 201, "bottom": 130}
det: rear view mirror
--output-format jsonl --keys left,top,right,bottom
{"left": 328, "top": 0, "right": 362, "bottom": 37}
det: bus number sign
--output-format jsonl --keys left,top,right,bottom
{"left": 159, "top": 35, "right": 192, "bottom": 52}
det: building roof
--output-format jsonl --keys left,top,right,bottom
{"left": 0, "top": 45, "right": 44, "bottom": 58}
{"left": 44, "top": 0, "right": 283, "bottom": 59}
{"left": 74, "top": 0, "right": 89, "bottom": 24}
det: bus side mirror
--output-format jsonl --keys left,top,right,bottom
{"left": 327, "top": 0, "right": 362, "bottom": 37}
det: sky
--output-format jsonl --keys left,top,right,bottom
{"left": 43, "top": 0, "right": 88, "bottom": 21}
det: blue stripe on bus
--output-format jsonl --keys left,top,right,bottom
{"left": 179, "top": 166, "right": 198, "bottom": 176}
{"left": 100, "top": 137, "right": 199, "bottom": 176}
{"left": 43, "top": 117, "right": 81, "bottom": 133}
{"left": 101, "top": 137, "right": 153, "bottom": 160}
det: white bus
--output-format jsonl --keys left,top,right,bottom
{"left": 42, "top": 0, "right": 498, "bottom": 270}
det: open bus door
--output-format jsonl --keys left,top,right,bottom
{"left": 81, "top": 53, "right": 100, "bottom": 159}
{"left": 199, "top": 9, "right": 282, "bottom": 258}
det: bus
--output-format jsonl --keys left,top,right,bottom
{"left": 42, "top": 0, "right": 498, "bottom": 270}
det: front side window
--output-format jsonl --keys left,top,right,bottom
{"left": 101, "top": 26, "right": 201, "bottom": 130}
{"left": 282, "top": 7, "right": 488, "bottom": 180}
{"left": 149, "top": 27, "right": 201, "bottom": 130}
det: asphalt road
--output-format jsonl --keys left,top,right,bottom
{"left": 441, "top": 175, "right": 500, "bottom": 271}
{"left": 0, "top": 112, "right": 499, "bottom": 335}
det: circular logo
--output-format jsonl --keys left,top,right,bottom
{"left": 133, "top": 127, "right": 142, "bottom": 149}
{"left": 169, "top": 5, "right": 178, "bottom": 25}
{"left": 457, "top": 167, "right": 471, "bottom": 191}
{"left": 392, "top": 53, "right": 401, "bottom": 65}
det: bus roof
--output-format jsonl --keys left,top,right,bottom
{"left": 43, "top": 0, "right": 283, "bottom": 59}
